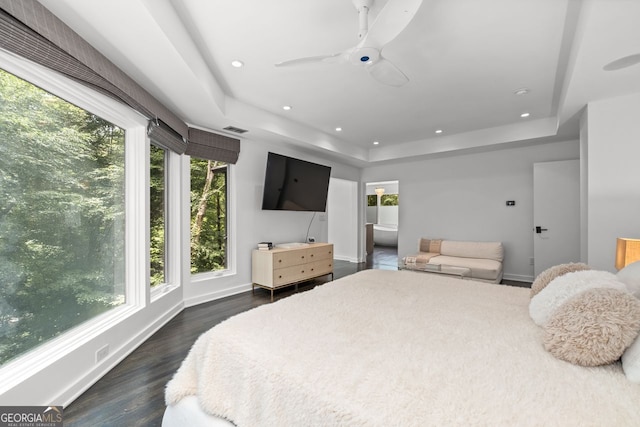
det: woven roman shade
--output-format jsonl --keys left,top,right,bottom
{"left": 186, "top": 128, "right": 240, "bottom": 164}
{"left": 0, "top": 0, "right": 188, "bottom": 140}
{"left": 0, "top": 0, "right": 241, "bottom": 160}
{"left": 148, "top": 119, "right": 188, "bottom": 154}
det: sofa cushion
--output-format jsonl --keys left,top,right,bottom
{"left": 416, "top": 252, "right": 439, "bottom": 263}
{"left": 440, "top": 240, "right": 504, "bottom": 262}
{"left": 403, "top": 252, "right": 439, "bottom": 264}
{"left": 428, "top": 255, "right": 502, "bottom": 281}
{"left": 419, "top": 238, "right": 443, "bottom": 254}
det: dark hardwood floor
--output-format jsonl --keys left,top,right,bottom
{"left": 62, "top": 246, "right": 529, "bottom": 426}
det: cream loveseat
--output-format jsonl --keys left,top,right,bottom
{"left": 403, "top": 238, "right": 504, "bottom": 283}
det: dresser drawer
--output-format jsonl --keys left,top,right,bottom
{"left": 272, "top": 258, "right": 333, "bottom": 286}
{"left": 252, "top": 243, "right": 334, "bottom": 299}
{"left": 272, "top": 248, "right": 312, "bottom": 268}
{"left": 306, "top": 245, "right": 333, "bottom": 262}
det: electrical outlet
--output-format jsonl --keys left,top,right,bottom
{"left": 529, "top": 257, "right": 534, "bottom": 266}
{"left": 96, "top": 344, "right": 109, "bottom": 364}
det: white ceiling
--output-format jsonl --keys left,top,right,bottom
{"left": 37, "top": 0, "right": 640, "bottom": 166}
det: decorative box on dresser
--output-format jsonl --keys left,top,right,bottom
{"left": 252, "top": 243, "right": 334, "bottom": 301}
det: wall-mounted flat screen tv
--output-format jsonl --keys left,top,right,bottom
{"left": 261, "top": 152, "right": 331, "bottom": 212}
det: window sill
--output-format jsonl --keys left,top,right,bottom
{"left": 0, "top": 303, "right": 143, "bottom": 396}
{"left": 190, "top": 268, "right": 236, "bottom": 284}
{"left": 150, "top": 283, "right": 180, "bottom": 303}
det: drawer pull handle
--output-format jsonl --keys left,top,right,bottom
{"left": 311, "top": 268, "right": 314, "bottom": 271}
{"left": 278, "top": 275, "right": 282, "bottom": 278}
{"left": 301, "top": 270, "right": 305, "bottom": 273}
{"left": 311, "top": 254, "right": 314, "bottom": 257}
{"left": 301, "top": 255, "right": 305, "bottom": 259}
{"left": 278, "top": 260, "right": 282, "bottom": 263}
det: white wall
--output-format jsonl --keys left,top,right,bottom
{"left": 184, "top": 139, "right": 361, "bottom": 306}
{"left": 328, "top": 178, "right": 359, "bottom": 262}
{"left": 362, "top": 140, "right": 579, "bottom": 282}
{"left": 378, "top": 206, "right": 399, "bottom": 225}
{"left": 584, "top": 93, "right": 640, "bottom": 271}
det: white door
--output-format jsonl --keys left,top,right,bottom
{"left": 327, "top": 178, "right": 359, "bottom": 262}
{"left": 533, "top": 160, "right": 580, "bottom": 276}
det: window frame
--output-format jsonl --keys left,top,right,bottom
{"left": 188, "top": 157, "right": 236, "bottom": 282}
{"left": 150, "top": 146, "right": 182, "bottom": 300}
{"left": 0, "top": 48, "right": 150, "bottom": 390}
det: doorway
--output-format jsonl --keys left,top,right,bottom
{"left": 533, "top": 160, "right": 580, "bottom": 276}
{"left": 365, "top": 180, "right": 399, "bottom": 269}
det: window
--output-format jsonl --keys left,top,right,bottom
{"left": 190, "top": 158, "right": 228, "bottom": 273}
{"left": 0, "top": 68, "right": 126, "bottom": 365}
{"left": 150, "top": 144, "right": 166, "bottom": 286}
{"left": 367, "top": 195, "right": 377, "bottom": 207}
{"left": 381, "top": 194, "right": 399, "bottom": 206}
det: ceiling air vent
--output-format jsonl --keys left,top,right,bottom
{"left": 223, "top": 126, "right": 248, "bottom": 134}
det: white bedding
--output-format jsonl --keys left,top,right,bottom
{"left": 165, "top": 269, "right": 640, "bottom": 426}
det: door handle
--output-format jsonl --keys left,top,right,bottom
{"left": 535, "top": 226, "right": 548, "bottom": 234}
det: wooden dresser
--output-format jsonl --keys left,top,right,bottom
{"left": 251, "top": 243, "right": 334, "bottom": 301}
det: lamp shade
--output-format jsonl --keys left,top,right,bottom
{"left": 374, "top": 187, "right": 385, "bottom": 196}
{"left": 615, "top": 238, "right": 640, "bottom": 270}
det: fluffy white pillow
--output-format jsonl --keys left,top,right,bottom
{"left": 622, "top": 333, "right": 640, "bottom": 382}
{"left": 530, "top": 262, "right": 590, "bottom": 298}
{"left": 529, "top": 270, "right": 627, "bottom": 326}
{"left": 544, "top": 288, "right": 640, "bottom": 366}
{"left": 617, "top": 260, "right": 640, "bottom": 299}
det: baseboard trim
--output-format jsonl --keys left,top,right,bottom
{"left": 183, "top": 283, "right": 252, "bottom": 308}
{"left": 503, "top": 273, "right": 534, "bottom": 283}
{"left": 333, "top": 255, "right": 360, "bottom": 263}
{"left": 57, "top": 300, "right": 184, "bottom": 407}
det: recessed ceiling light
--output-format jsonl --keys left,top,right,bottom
{"left": 335, "top": 127, "right": 342, "bottom": 132}
{"left": 435, "top": 129, "right": 443, "bottom": 134}
{"left": 373, "top": 141, "right": 379, "bottom": 145}
{"left": 520, "top": 112, "right": 531, "bottom": 118}
{"left": 282, "top": 105, "right": 292, "bottom": 111}
{"left": 514, "top": 88, "right": 530, "bottom": 96}
{"left": 231, "top": 60, "right": 244, "bottom": 68}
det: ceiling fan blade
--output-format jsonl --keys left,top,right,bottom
{"left": 275, "top": 52, "right": 347, "bottom": 67}
{"left": 365, "top": 57, "right": 409, "bottom": 87}
{"left": 362, "top": 0, "right": 423, "bottom": 48}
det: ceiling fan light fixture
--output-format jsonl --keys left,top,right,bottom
{"left": 603, "top": 53, "right": 640, "bottom": 71}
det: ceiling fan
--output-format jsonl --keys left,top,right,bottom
{"left": 275, "top": 0, "right": 423, "bottom": 87}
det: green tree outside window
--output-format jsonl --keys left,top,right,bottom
{"left": 381, "top": 194, "right": 399, "bottom": 206}
{"left": 190, "top": 159, "right": 227, "bottom": 273}
{"left": 0, "top": 69, "right": 125, "bottom": 365}
{"left": 150, "top": 144, "right": 166, "bottom": 286}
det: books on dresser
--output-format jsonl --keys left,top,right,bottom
{"left": 257, "top": 242, "right": 273, "bottom": 251}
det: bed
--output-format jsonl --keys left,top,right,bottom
{"left": 163, "top": 269, "right": 640, "bottom": 426}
